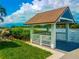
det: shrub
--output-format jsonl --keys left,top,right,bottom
{"left": 10, "top": 28, "right": 30, "bottom": 41}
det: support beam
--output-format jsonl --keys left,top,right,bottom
{"left": 60, "top": 17, "right": 73, "bottom": 21}
{"left": 30, "top": 25, "right": 33, "bottom": 43}
{"left": 66, "top": 24, "right": 70, "bottom": 41}
{"left": 51, "top": 23, "right": 56, "bottom": 48}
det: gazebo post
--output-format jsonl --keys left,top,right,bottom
{"left": 66, "top": 23, "right": 70, "bottom": 41}
{"left": 51, "top": 23, "right": 56, "bottom": 48}
{"left": 30, "top": 25, "right": 33, "bottom": 43}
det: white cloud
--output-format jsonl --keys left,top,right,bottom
{"left": 72, "top": 3, "right": 79, "bottom": 13}
{"left": 2, "top": 0, "right": 79, "bottom": 24}
{"left": 3, "top": 0, "right": 47, "bottom": 23}
{"left": 32, "top": 0, "right": 43, "bottom": 10}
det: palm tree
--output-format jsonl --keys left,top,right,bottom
{"left": 0, "top": 5, "right": 7, "bottom": 22}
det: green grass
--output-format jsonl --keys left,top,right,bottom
{"left": 0, "top": 40, "right": 52, "bottom": 59}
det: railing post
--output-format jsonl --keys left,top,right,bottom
{"left": 51, "top": 23, "right": 56, "bottom": 49}
{"left": 66, "top": 24, "right": 70, "bottom": 41}
{"left": 40, "top": 35, "right": 42, "bottom": 45}
{"left": 30, "top": 25, "right": 33, "bottom": 43}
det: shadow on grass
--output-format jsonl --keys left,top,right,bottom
{"left": 56, "top": 40, "right": 79, "bottom": 52}
{"left": 0, "top": 41, "right": 21, "bottom": 50}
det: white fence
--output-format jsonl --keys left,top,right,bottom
{"left": 32, "top": 34, "right": 51, "bottom": 47}
{"left": 32, "top": 34, "right": 40, "bottom": 44}
{"left": 32, "top": 29, "right": 79, "bottom": 47}
{"left": 56, "top": 29, "right": 79, "bottom": 43}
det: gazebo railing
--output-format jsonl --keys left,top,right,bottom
{"left": 41, "top": 35, "right": 51, "bottom": 47}
{"left": 32, "top": 34, "right": 40, "bottom": 44}
{"left": 32, "top": 34, "right": 51, "bottom": 47}
{"left": 56, "top": 32, "right": 66, "bottom": 41}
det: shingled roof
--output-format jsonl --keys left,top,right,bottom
{"left": 26, "top": 7, "right": 72, "bottom": 24}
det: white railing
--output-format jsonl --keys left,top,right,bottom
{"left": 56, "top": 29, "right": 79, "bottom": 43}
{"left": 32, "top": 34, "right": 51, "bottom": 47}
{"left": 32, "top": 34, "right": 40, "bottom": 44}
{"left": 41, "top": 35, "right": 51, "bottom": 46}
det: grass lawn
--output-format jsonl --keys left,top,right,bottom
{"left": 0, "top": 40, "right": 52, "bottom": 59}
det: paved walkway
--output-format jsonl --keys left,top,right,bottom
{"left": 47, "top": 50, "right": 65, "bottom": 59}
{"left": 26, "top": 42, "right": 65, "bottom": 59}
{"left": 60, "top": 49, "right": 79, "bottom": 59}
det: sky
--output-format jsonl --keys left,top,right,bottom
{"left": 0, "top": 0, "right": 33, "bottom": 15}
{"left": 0, "top": 0, "right": 79, "bottom": 25}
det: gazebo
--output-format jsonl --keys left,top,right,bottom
{"left": 26, "top": 7, "right": 75, "bottom": 49}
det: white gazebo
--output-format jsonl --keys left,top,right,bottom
{"left": 26, "top": 7, "right": 75, "bottom": 49}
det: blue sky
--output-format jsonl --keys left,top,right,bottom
{"left": 0, "top": 0, "right": 33, "bottom": 15}
{"left": 0, "top": 0, "right": 79, "bottom": 25}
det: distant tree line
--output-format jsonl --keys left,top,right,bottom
{"left": 70, "top": 24, "right": 79, "bottom": 28}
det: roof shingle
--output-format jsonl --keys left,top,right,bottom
{"left": 26, "top": 7, "right": 68, "bottom": 24}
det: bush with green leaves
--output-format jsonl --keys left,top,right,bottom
{"left": 10, "top": 28, "right": 30, "bottom": 41}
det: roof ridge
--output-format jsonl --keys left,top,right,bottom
{"left": 37, "top": 6, "right": 69, "bottom": 14}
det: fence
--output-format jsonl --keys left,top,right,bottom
{"left": 32, "top": 34, "right": 51, "bottom": 47}
{"left": 32, "top": 29, "right": 79, "bottom": 47}
{"left": 56, "top": 29, "right": 79, "bottom": 43}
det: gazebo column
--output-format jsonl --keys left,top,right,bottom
{"left": 30, "top": 25, "right": 33, "bottom": 43}
{"left": 51, "top": 23, "right": 56, "bottom": 48}
{"left": 66, "top": 23, "right": 70, "bottom": 41}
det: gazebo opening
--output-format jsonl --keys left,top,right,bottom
{"left": 25, "top": 7, "right": 77, "bottom": 51}
{"left": 31, "top": 24, "right": 51, "bottom": 47}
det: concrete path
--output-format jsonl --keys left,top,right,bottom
{"left": 47, "top": 50, "right": 65, "bottom": 59}
{"left": 60, "top": 49, "right": 79, "bottom": 59}
{"left": 26, "top": 42, "right": 65, "bottom": 59}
